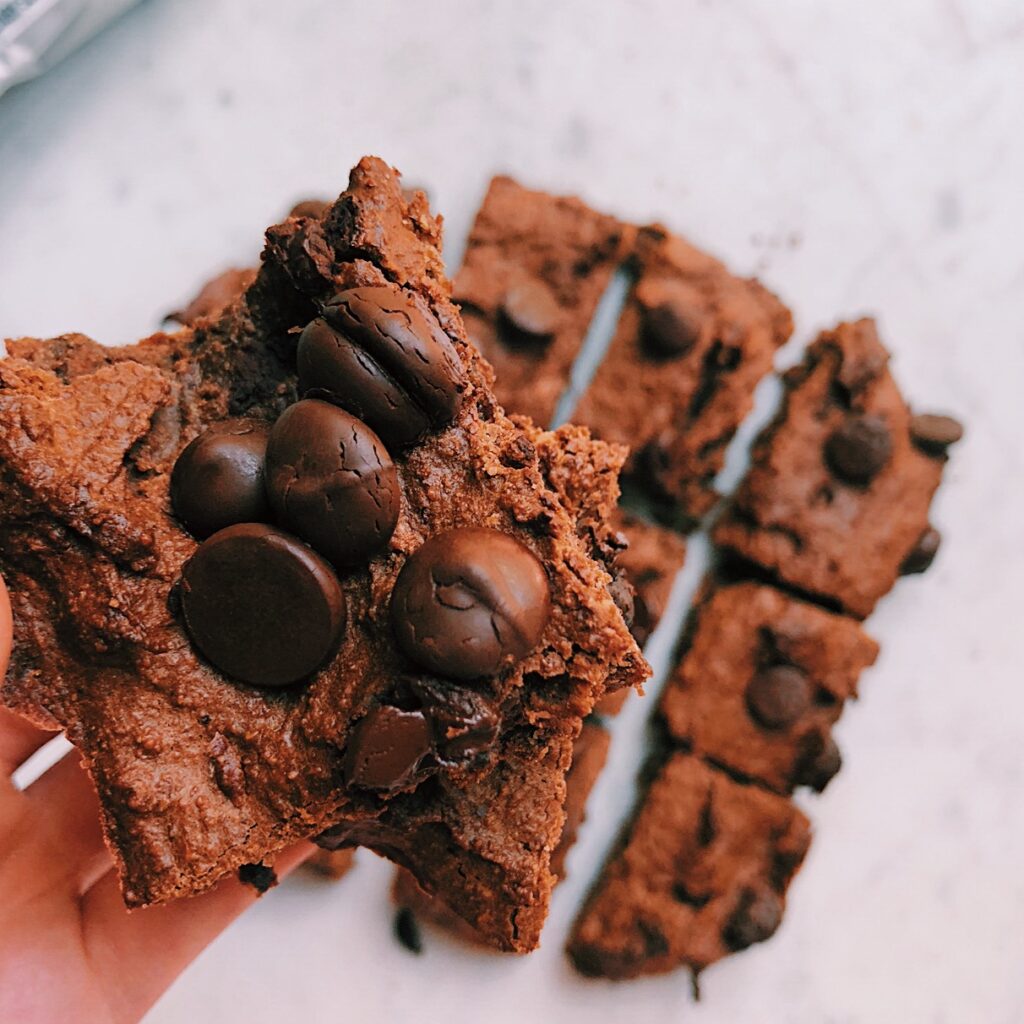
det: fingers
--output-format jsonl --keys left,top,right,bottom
{"left": 24, "top": 749, "right": 111, "bottom": 892}
{"left": 0, "top": 707, "right": 57, "bottom": 782}
{"left": 0, "top": 578, "right": 58, "bottom": 781}
{"left": 81, "top": 840, "right": 314, "bottom": 1024}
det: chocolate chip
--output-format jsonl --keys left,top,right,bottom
{"left": 343, "top": 705, "right": 433, "bottom": 791}
{"left": 824, "top": 414, "right": 892, "bottom": 484}
{"left": 745, "top": 665, "right": 812, "bottom": 730}
{"left": 794, "top": 732, "right": 842, "bottom": 792}
{"left": 899, "top": 525, "right": 942, "bottom": 575}
{"left": 238, "top": 862, "right": 277, "bottom": 894}
{"left": 407, "top": 677, "right": 500, "bottom": 765}
{"left": 264, "top": 399, "right": 400, "bottom": 568}
{"left": 639, "top": 297, "right": 703, "bottom": 359}
{"left": 498, "top": 280, "right": 561, "bottom": 347}
{"left": 288, "top": 198, "right": 329, "bottom": 219}
{"left": 909, "top": 413, "right": 963, "bottom": 456}
{"left": 394, "top": 907, "right": 424, "bottom": 954}
{"left": 180, "top": 523, "right": 346, "bottom": 688}
{"left": 390, "top": 527, "right": 551, "bottom": 680}
{"left": 723, "top": 888, "right": 783, "bottom": 951}
{"left": 170, "top": 418, "right": 271, "bottom": 538}
{"left": 310, "top": 285, "right": 465, "bottom": 449}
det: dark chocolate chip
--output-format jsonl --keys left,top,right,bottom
{"left": 264, "top": 399, "right": 400, "bottom": 568}
{"left": 723, "top": 888, "right": 783, "bottom": 951}
{"left": 407, "top": 677, "right": 501, "bottom": 765}
{"left": 824, "top": 414, "right": 893, "bottom": 484}
{"left": 746, "top": 665, "right": 812, "bottom": 730}
{"left": 313, "top": 285, "right": 465, "bottom": 448}
{"left": 909, "top": 413, "right": 963, "bottom": 456}
{"left": 180, "top": 523, "right": 346, "bottom": 688}
{"left": 238, "top": 862, "right": 277, "bottom": 894}
{"left": 638, "top": 299, "right": 704, "bottom": 360}
{"left": 390, "top": 527, "right": 550, "bottom": 680}
{"left": 498, "top": 280, "right": 561, "bottom": 347}
{"left": 170, "top": 418, "right": 271, "bottom": 538}
{"left": 394, "top": 907, "right": 424, "bottom": 954}
{"left": 343, "top": 705, "right": 433, "bottom": 791}
{"left": 794, "top": 732, "right": 842, "bottom": 792}
{"left": 297, "top": 317, "right": 433, "bottom": 452}
{"left": 288, "top": 198, "right": 330, "bottom": 219}
{"left": 899, "top": 525, "right": 942, "bottom": 575}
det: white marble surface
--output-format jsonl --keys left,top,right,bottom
{"left": 1, "top": 2, "right": 1023, "bottom": 1022}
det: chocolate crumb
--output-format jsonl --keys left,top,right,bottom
{"left": 394, "top": 907, "right": 423, "bottom": 954}
{"left": 238, "top": 862, "right": 277, "bottom": 895}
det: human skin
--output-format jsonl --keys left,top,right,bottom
{"left": 0, "top": 576, "right": 312, "bottom": 1024}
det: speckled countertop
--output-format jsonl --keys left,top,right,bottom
{"left": 1, "top": 2, "right": 1022, "bottom": 1022}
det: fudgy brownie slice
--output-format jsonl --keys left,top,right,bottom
{"left": 454, "top": 175, "right": 633, "bottom": 426}
{"left": 596, "top": 511, "right": 687, "bottom": 716}
{"left": 567, "top": 752, "right": 810, "bottom": 980}
{"left": 392, "top": 719, "right": 612, "bottom": 946}
{"left": 660, "top": 582, "right": 878, "bottom": 794}
{"left": 0, "top": 158, "right": 646, "bottom": 952}
{"left": 713, "top": 318, "right": 962, "bottom": 618}
{"left": 572, "top": 224, "right": 793, "bottom": 527}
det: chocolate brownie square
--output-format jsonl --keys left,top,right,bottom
{"left": 0, "top": 158, "right": 646, "bottom": 952}
{"left": 596, "top": 511, "right": 687, "bottom": 716}
{"left": 572, "top": 224, "right": 793, "bottom": 526}
{"left": 567, "top": 752, "right": 810, "bottom": 980}
{"left": 454, "top": 176, "right": 633, "bottom": 426}
{"left": 713, "top": 318, "right": 963, "bottom": 618}
{"left": 393, "top": 719, "right": 612, "bottom": 946}
{"left": 660, "top": 582, "right": 878, "bottom": 794}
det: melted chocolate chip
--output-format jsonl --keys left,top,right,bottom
{"left": 390, "top": 527, "right": 551, "bottom": 680}
{"left": 307, "top": 285, "right": 465, "bottom": 449}
{"left": 899, "top": 525, "right": 942, "bottom": 575}
{"left": 170, "top": 418, "right": 271, "bottom": 538}
{"left": 745, "top": 665, "right": 812, "bottom": 730}
{"left": 264, "top": 399, "right": 400, "bottom": 568}
{"left": 498, "top": 280, "right": 561, "bottom": 347}
{"left": 407, "top": 677, "right": 500, "bottom": 765}
{"left": 180, "top": 523, "right": 346, "bottom": 688}
{"left": 723, "top": 888, "right": 783, "bottom": 951}
{"left": 794, "top": 732, "right": 842, "bottom": 792}
{"left": 909, "top": 413, "right": 963, "bottom": 456}
{"left": 824, "top": 414, "right": 892, "bottom": 484}
{"left": 343, "top": 705, "right": 433, "bottom": 791}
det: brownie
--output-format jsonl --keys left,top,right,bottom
{"left": 167, "top": 267, "right": 257, "bottom": 327}
{"left": 306, "top": 847, "right": 356, "bottom": 880}
{"left": 454, "top": 176, "right": 633, "bottom": 426}
{"left": 567, "top": 752, "right": 810, "bottom": 980}
{"left": 393, "top": 719, "right": 612, "bottom": 945}
{"left": 713, "top": 318, "right": 962, "bottom": 618}
{"left": 595, "top": 511, "right": 687, "bottom": 716}
{"left": 572, "top": 224, "right": 793, "bottom": 526}
{"left": 0, "top": 157, "right": 647, "bottom": 953}
{"left": 660, "top": 582, "right": 878, "bottom": 794}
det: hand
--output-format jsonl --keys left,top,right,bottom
{"left": 0, "top": 576, "right": 312, "bottom": 1023}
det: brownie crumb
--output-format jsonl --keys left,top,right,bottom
{"left": 394, "top": 907, "right": 424, "bottom": 954}
{"left": 238, "top": 862, "right": 278, "bottom": 895}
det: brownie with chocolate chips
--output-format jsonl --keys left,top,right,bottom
{"left": 392, "top": 719, "right": 612, "bottom": 946}
{"left": 454, "top": 175, "right": 633, "bottom": 427}
{"left": 0, "top": 158, "right": 646, "bottom": 953}
{"left": 567, "top": 752, "right": 810, "bottom": 980}
{"left": 659, "top": 582, "right": 878, "bottom": 794}
{"left": 713, "top": 318, "right": 962, "bottom": 618}
{"left": 572, "top": 224, "right": 793, "bottom": 527}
